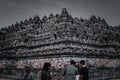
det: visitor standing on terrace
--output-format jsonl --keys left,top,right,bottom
{"left": 23, "top": 66, "right": 35, "bottom": 80}
{"left": 63, "top": 60, "right": 77, "bottom": 80}
{"left": 41, "top": 62, "right": 56, "bottom": 80}
{"left": 79, "top": 60, "right": 89, "bottom": 80}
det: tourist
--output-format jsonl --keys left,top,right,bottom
{"left": 79, "top": 60, "right": 89, "bottom": 80}
{"left": 41, "top": 62, "right": 56, "bottom": 80}
{"left": 75, "top": 62, "right": 80, "bottom": 80}
{"left": 63, "top": 60, "right": 77, "bottom": 80}
{"left": 23, "top": 66, "right": 35, "bottom": 80}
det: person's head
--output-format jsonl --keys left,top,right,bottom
{"left": 42, "top": 62, "right": 51, "bottom": 72}
{"left": 80, "top": 60, "right": 85, "bottom": 66}
{"left": 70, "top": 60, "right": 76, "bottom": 65}
{"left": 25, "top": 66, "right": 32, "bottom": 73}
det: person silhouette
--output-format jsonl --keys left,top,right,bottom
{"left": 23, "top": 66, "right": 35, "bottom": 80}
{"left": 79, "top": 60, "right": 89, "bottom": 80}
{"left": 63, "top": 60, "right": 77, "bottom": 80}
{"left": 41, "top": 62, "right": 56, "bottom": 80}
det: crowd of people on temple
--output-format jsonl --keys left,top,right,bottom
{"left": 0, "top": 58, "right": 120, "bottom": 80}
{"left": 20, "top": 59, "right": 120, "bottom": 80}
{"left": 22, "top": 60, "right": 89, "bottom": 80}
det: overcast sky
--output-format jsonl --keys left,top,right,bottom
{"left": 0, "top": 0, "right": 120, "bottom": 28}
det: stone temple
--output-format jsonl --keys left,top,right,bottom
{"left": 0, "top": 8, "right": 120, "bottom": 79}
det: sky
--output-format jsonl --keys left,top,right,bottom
{"left": 0, "top": 0, "right": 120, "bottom": 28}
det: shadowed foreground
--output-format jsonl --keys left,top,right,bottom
{"left": 0, "top": 79, "right": 12, "bottom": 80}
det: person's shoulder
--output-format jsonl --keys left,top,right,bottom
{"left": 41, "top": 70, "right": 49, "bottom": 75}
{"left": 41, "top": 70, "right": 46, "bottom": 74}
{"left": 82, "top": 67, "right": 88, "bottom": 70}
{"left": 30, "top": 72, "right": 34, "bottom": 76}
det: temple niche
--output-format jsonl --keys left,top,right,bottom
{"left": 0, "top": 8, "right": 120, "bottom": 80}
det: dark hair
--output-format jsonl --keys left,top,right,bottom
{"left": 25, "top": 66, "right": 32, "bottom": 73}
{"left": 80, "top": 60, "right": 85, "bottom": 65}
{"left": 42, "top": 62, "right": 51, "bottom": 72}
{"left": 70, "top": 60, "right": 76, "bottom": 65}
